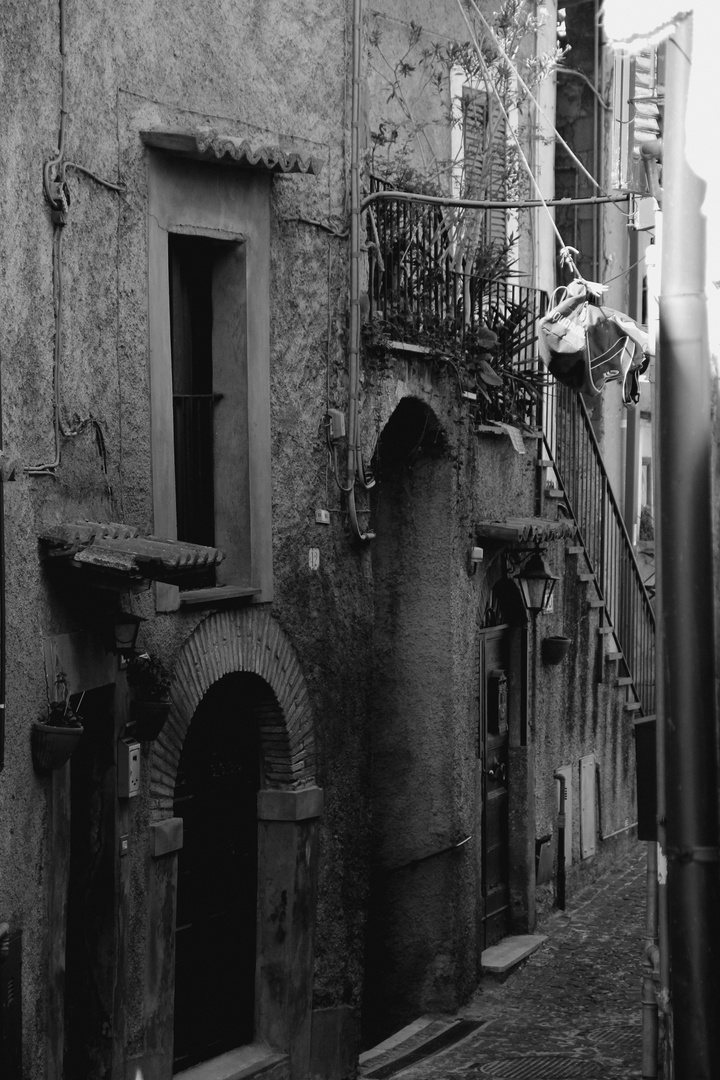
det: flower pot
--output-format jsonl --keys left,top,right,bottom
{"left": 130, "top": 700, "right": 172, "bottom": 741}
{"left": 541, "top": 636, "right": 572, "bottom": 666}
{"left": 31, "top": 721, "right": 84, "bottom": 773}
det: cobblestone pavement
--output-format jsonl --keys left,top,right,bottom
{"left": 368, "top": 841, "right": 648, "bottom": 1080}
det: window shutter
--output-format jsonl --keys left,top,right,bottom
{"left": 462, "top": 86, "right": 507, "bottom": 247}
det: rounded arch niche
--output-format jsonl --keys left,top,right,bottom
{"left": 149, "top": 607, "right": 316, "bottom": 821}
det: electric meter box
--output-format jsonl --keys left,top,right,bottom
{"left": 118, "top": 738, "right": 141, "bottom": 798}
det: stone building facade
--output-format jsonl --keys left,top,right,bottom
{"left": 0, "top": 2, "right": 644, "bottom": 1079}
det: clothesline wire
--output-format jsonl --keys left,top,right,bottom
{"left": 464, "top": 0, "right": 634, "bottom": 224}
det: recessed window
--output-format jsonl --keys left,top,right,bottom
{"left": 168, "top": 234, "right": 250, "bottom": 592}
{"left": 148, "top": 154, "right": 273, "bottom": 610}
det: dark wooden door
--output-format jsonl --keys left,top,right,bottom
{"left": 173, "top": 675, "right": 260, "bottom": 1072}
{"left": 479, "top": 626, "right": 510, "bottom": 950}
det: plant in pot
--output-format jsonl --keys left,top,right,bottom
{"left": 127, "top": 653, "right": 172, "bottom": 740}
{"left": 31, "top": 696, "right": 84, "bottom": 773}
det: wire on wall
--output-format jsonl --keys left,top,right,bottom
{"left": 31, "top": 0, "right": 125, "bottom": 477}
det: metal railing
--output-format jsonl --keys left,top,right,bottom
{"left": 367, "top": 180, "right": 545, "bottom": 355}
{"left": 541, "top": 381, "right": 656, "bottom": 716}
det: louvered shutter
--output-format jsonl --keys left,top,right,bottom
{"left": 462, "top": 86, "right": 507, "bottom": 246}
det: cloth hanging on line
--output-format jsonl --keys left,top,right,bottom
{"left": 539, "top": 282, "right": 650, "bottom": 408}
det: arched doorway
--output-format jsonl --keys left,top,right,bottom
{"left": 172, "top": 672, "right": 265, "bottom": 1072}
{"left": 145, "top": 608, "right": 323, "bottom": 1080}
{"left": 362, "top": 399, "right": 469, "bottom": 1048}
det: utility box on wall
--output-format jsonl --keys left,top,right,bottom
{"left": 118, "top": 739, "right": 141, "bottom": 798}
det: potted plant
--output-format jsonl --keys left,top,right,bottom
{"left": 541, "top": 636, "right": 572, "bottom": 666}
{"left": 127, "top": 653, "right": 172, "bottom": 740}
{"left": 31, "top": 698, "right": 84, "bottom": 773}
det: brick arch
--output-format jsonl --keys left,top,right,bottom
{"left": 148, "top": 607, "right": 315, "bottom": 821}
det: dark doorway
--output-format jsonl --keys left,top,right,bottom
{"left": 173, "top": 673, "right": 262, "bottom": 1072}
{"left": 363, "top": 399, "right": 459, "bottom": 1049}
{"left": 479, "top": 626, "right": 511, "bottom": 950}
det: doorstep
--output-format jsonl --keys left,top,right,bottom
{"left": 481, "top": 934, "right": 547, "bottom": 976}
{"left": 359, "top": 1016, "right": 485, "bottom": 1079}
{"left": 174, "top": 1045, "right": 288, "bottom": 1080}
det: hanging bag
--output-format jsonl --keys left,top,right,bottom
{"left": 539, "top": 282, "right": 650, "bottom": 407}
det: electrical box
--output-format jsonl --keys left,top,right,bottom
{"left": 327, "top": 409, "right": 346, "bottom": 441}
{"left": 118, "top": 739, "right": 141, "bottom": 798}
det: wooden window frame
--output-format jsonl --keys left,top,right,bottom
{"left": 148, "top": 152, "right": 273, "bottom": 611}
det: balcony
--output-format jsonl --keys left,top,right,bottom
{"left": 365, "top": 180, "right": 548, "bottom": 429}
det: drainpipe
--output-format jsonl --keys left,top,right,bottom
{"left": 657, "top": 18, "right": 720, "bottom": 1079}
{"left": 641, "top": 841, "right": 659, "bottom": 1079}
{"left": 347, "top": 0, "right": 373, "bottom": 542}
{"left": 0, "top": 349, "right": 5, "bottom": 773}
{"left": 553, "top": 772, "right": 566, "bottom": 910}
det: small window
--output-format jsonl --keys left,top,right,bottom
{"left": 148, "top": 154, "right": 273, "bottom": 610}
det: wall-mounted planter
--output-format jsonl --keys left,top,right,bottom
{"left": 541, "top": 636, "right": 572, "bottom": 666}
{"left": 31, "top": 721, "right": 84, "bottom": 773}
{"left": 130, "top": 700, "right": 171, "bottom": 741}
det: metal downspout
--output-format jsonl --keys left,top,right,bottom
{"left": 0, "top": 349, "right": 5, "bottom": 773}
{"left": 658, "top": 18, "right": 720, "bottom": 1078}
{"left": 641, "top": 841, "right": 660, "bottom": 1079}
{"left": 347, "top": 0, "right": 372, "bottom": 542}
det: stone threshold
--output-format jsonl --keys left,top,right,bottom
{"left": 359, "top": 1016, "right": 485, "bottom": 1078}
{"left": 174, "top": 1045, "right": 288, "bottom": 1080}
{"left": 481, "top": 933, "right": 547, "bottom": 975}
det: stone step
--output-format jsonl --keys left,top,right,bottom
{"left": 359, "top": 1017, "right": 485, "bottom": 1079}
{"left": 174, "top": 1046, "right": 288, "bottom": 1080}
{"left": 481, "top": 934, "right": 547, "bottom": 976}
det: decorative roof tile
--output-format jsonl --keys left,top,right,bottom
{"left": 140, "top": 128, "right": 323, "bottom": 175}
{"left": 40, "top": 521, "right": 224, "bottom": 586}
{"left": 475, "top": 517, "right": 577, "bottom": 543}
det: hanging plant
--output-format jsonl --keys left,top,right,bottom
{"left": 127, "top": 653, "right": 172, "bottom": 740}
{"left": 31, "top": 698, "right": 84, "bottom": 773}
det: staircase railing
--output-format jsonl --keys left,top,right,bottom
{"left": 539, "top": 379, "right": 656, "bottom": 716}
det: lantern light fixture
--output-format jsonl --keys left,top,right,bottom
{"left": 109, "top": 611, "right": 142, "bottom": 657}
{"left": 507, "top": 544, "right": 559, "bottom": 614}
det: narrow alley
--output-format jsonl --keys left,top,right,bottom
{"left": 360, "top": 842, "right": 648, "bottom": 1080}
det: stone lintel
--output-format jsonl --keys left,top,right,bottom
{"left": 257, "top": 787, "right": 323, "bottom": 822}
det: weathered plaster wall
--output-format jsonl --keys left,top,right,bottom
{"left": 363, "top": 398, "right": 476, "bottom": 1044}
{"left": 532, "top": 548, "right": 638, "bottom": 912}
{"left": 0, "top": 2, "right": 645, "bottom": 1077}
{"left": 0, "top": 0, "right": 356, "bottom": 1074}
